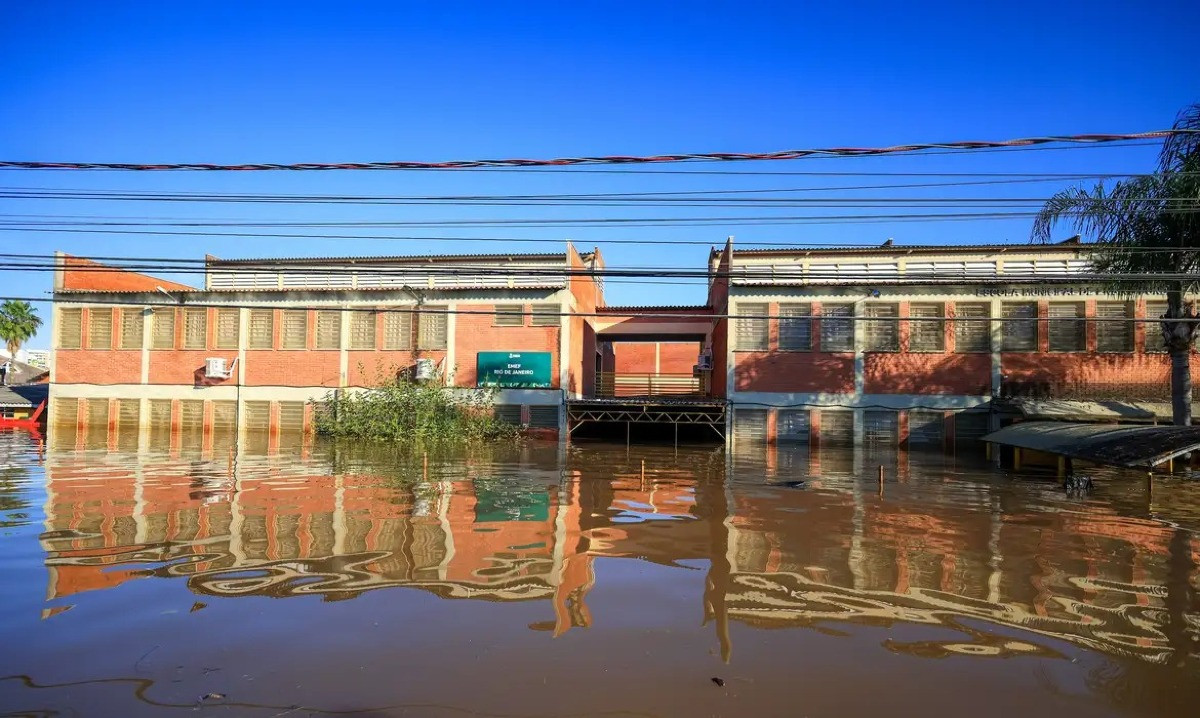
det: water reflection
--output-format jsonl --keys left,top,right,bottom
{"left": 3, "top": 425, "right": 1200, "bottom": 715}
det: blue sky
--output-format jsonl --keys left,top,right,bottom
{"left": 2, "top": 1, "right": 1197, "bottom": 347}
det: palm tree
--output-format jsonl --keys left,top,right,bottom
{"left": 0, "top": 300, "right": 43, "bottom": 358}
{"left": 1032, "top": 104, "right": 1200, "bottom": 425}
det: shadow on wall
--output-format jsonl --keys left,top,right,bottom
{"left": 733, "top": 352, "right": 856, "bottom": 394}
{"left": 1000, "top": 353, "right": 1196, "bottom": 401}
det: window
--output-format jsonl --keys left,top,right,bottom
{"left": 954, "top": 303, "right": 990, "bottom": 353}
{"left": 820, "top": 304, "right": 855, "bottom": 352}
{"left": 315, "top": 311, "right": 341, "bottom": 349}
{"left": 530, "top": 303, "right": 560, "bottom": 327}
{"left": 819, "top": 411, "right": 854, "bottom": 446}
{"left": 778, "top": 304, "right": 812, "bottom": 351}
{"left": 1048, "top": 302, "right": 1085, "bottom": 352}
{"left": 151, "top": 308, "right": 175, "bottom": 350}
{"left": 242, "top": 401, "right": 270, "bottom": 432}
{"left": 864, "top": 411, "right": 898, "bottom": 449}
{"left": 418, "top": 307, "right": 448, "bottom": 350}
{"left": 58, "top": 308, "right": 82, "bottom": 349}
{"left": 215, "top": 308, "right": 240, "bottom": 349}
{"left": 1096, "top": 302, "right": 1133, "bottom": 353}
{"left": 1001, "top": 302, "right": 1037, "bottom": 352}
{"left": 863, "top": 304, "right": 898, "bottom": 352}
{"left": 733, "top": 409, "right": 767, "bottom": 445}
{"left": 907, "top": 411, "right": 944, "bottom": 447}
{"left": 281, "top": 310, "right": 307, "bottom": 349}
{"left": 248, "top": 309, "right": 274, "bottom": 349}
{"left": 909, "top": 303, "right": 944, "bottom": 352}
{"left": 148, "top": 399, "right": 172, "bottom": 426}
{"left": 349, "top": 310, "right": 377, "bottom": 350}
{"left": 494, "top": 303, "right": 525, "bottom": 327}
{"left": 777, "top": 410, "right": 810, "bottom": 443}
{"left": 735, "top": 303, "right": 769, "bottom": 351}
{"left": 529, "top": 406, "right": 560, "bottom": 428}
{"left": 118, "top": 308, "right": 144, "bottom": 349}
{"left": 87, "top": 308, "right": 113, "bottom": 350}
{"left": 494, "top": 405, "right": 522, "bottom": 425}
{"left": 278, "top": 401, "right": 306, "bottom": 433}
{"left": 383, "top": 312, "right": 412, "bottom": 350}
{"left": 1145, "top": 301, "right": 1168, "bottom": 353}
{"left": 182, "top": 308, "right": 207, "bottom": 349}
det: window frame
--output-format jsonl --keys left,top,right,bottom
{"left": 908, "top": 303, "right": 945, "bottom": 353}
{"left": 778, "top": 303, "right": 813, "bottom": 351}
{"left": 953, "top": 303, "right": 991, "bottom": 354}
{"left": 1144, "top": 301, "right": 1168, "bottom": 353}
{"left": 863, "top": 303, "right": 899, "bottom": 353}
{"left": 819, "top": 303, "right": 855, "bottom": 353}
{"left": 530, "top": 303, "right": 560, "bottom": 327}
{"left": 1047, "top": 301, "right": 1086, "bottom": 353}
{"left": 417, "top": 306, "right": 448, "bottom": 351}
{"left": 493, "top": 303, "right": 525, "bottom": 327}
{"left": 281, "top": 310, "right": 308, "bottom": 350}
{"left": 181, "top": 308, "right": 207, "bottom": 350}
{"left": 118, "top": 308, "right": 144, "bottom": 350}
{"left": 735, "top": 303, "right": 769, "bottom": 351}
{"left": 349, "top": 310, "right": 378, "bottom": 350}
{"left": 150, "top": 308, "right": 176, "bottom": 350}
{"left": 58, "top": 307, "right": 83, "bottom": 350}
{"left": 1000, "top": 302, "right": 1037, "bottom": 352}
{"left": 383, "top": 311, "right": 413, "bottom": 350}
{"left": 214, "top": 308, "right": 240, "bottom": 350}
{"left": 314, "top": 310, "right": 342, "bottom": 350}
{"left": 248, "top": 309, "right": 274, "bottom": 350}
{"left": 1095, "top": 301, "right": 1133, "bottom": 354}
{"left": 87, "top": 307, "right": 113, "bottom": 350}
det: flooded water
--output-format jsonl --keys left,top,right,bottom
{"left": 1, "top": 429, "right": 1199, "bottom": 717}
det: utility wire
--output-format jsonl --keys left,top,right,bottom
{"left": 0, "top": 132, "right": 1190, "bottom": 171}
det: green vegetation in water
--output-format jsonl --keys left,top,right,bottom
{"left": 314, "top": 373, "right": 520, "bottom": 443}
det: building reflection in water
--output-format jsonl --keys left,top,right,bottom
{"left": 39, "top": 420, "right": 1200, "bottom": 669}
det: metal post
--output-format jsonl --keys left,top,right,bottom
{"left": 626, "top": 420, "right": 631, "bottom": 448}
{"left": 674, "top": 421, "right": 679, "bottom": 450}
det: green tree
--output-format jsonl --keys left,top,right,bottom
{"left": 1032, "top": 104, "right": 1200, "bottom": 425}
{"left": 0, "top": 300, "right": 43, "bottom": 358}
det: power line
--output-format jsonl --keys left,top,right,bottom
{"left": 0, "top": 132, "right": 1189, "bottom": 171}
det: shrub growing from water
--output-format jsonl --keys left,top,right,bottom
{"left": 314, "top": 375, "right": 518, "bottom": 442}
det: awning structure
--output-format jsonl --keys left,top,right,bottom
{"left": 982, "top": 421, "right": 1200, "bottom": 469}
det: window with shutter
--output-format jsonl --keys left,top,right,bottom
{"left": 118, "top": 308, "right": 144, "bottom": 349}
{"left": 908, "top": 411, "right": 945, "bottom": 447}
{"left": 182, "top": 308, "right": 207, "bottom": 349}
{"left": 1048, "top": 302, "right": 1085, "bottom": 352}
{"left": 954, "top": 303, "right": 990, "bottom": 353}
{"left": 777, "top": 410, "right": 810, "bottom": 443}
{"left": 1096, "top": 302, "right": 1132, "bottom": 353}
{"left": 1001, "top": 303, "right": 1037, "bottom": 352}
{"left": 820, "top": 304, "right": 855, "bottom": 352}
{"left": 383, "top": 312, "right": 412, "bottom": 350}
{"left": 349, "top": 310, "right": 377, "bottom": 350}
{"left": 863, "top": 304, "right": 898, "bottom": 352}
{"left": 215, "top": 308, "right": 239, "bottom": 349}
{"left": 735, "top": 303, "right": 769, "bottom": 351}
{"left": 418, "top": 307, "right": 448, "bottom": 350}
{"left": 315, "top": 311, "right": 341, "bottom": 349}
{"left": 87, "top": 308, "right": 113, "bottom": 350}
{"left": 281, "top": 310, "right": 307, "bottom": 349}
{"left": 819, "top": 411, "right": 854, "bottom": 446}
{"left": 909, "top": 303, "right": 944, "bottom": 352}
{"left": 248, "top": 309, "right": 274, "bottom": 349}
{"left": 778, "top": 304, "right": 812, "bottom": 351}
{"left": 733, "top": 409, "right": 767, "bottom": 445}
{"left": 864, "top": 411, "right": 898, "bottom": 448}
{"left": 1145, "top": 301, "right": 1168, "bottom": 353}
{"left": 151, "top": 308, "right": 175, "bottom": 349}
{"left": 530, "top": 304, "right": 559, "bottom": 326}
{"left": 494, "top": 304, "right": 524, "bottom": 327}
{"left": 58, "top": 308, "right": 83, "bottom": 349}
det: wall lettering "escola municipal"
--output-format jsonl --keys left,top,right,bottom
{"left": 975, "top": 286, "right": 1082, "bottom": 297}
{"left": 476, "top": 352, "right": 553, "bottom": 388}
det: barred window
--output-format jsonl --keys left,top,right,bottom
{"left": 530, "top": 303, "right": 560, "bottom": 326}
{"left": 215, "top": 308, "right": 240, "bottom": 349}
{"left": 736, "top": 303, "right": 769, "bottom": 351}
{"left": 778, "top": 304, "right": 812, "bottom": 351}
{"left": 151, "top": 308, "right": 175, "bottom": 350}
{"left": 182, "top": 308, "right": 207, "bottom": 349}
{"left": 383, "top": 312, "right": 412, "bottom": 350}
{"left": 954, "top": 303, "right": 991, "bottom": 353}
{"left": 281, "top": 310, "right": 307, "bottom": 349}
{"left": 1145, "top": 301, "right": 1168, "bottom": 353}
{"left": 863, "top": 304, "right": 898, "bottom": 352}
{"left": 820, "top": 304, "right": 855, "bottom": 352}
{"left": 248, "top": 309, "right": 274, "bottom": 349}
{"left": 315, "top": 310, "right": 341, "bottom": 349}
{"left": 1096, "top": 302, "right": 1133, "bottom": 353}
{"left": 1048, "top": 302, "right": 1085, "bottom": 352}
{"left": 1001, "top": 303, "right": 1037, "bottom": 352}
{"left": 418, "top": 307, "right": 448, "bottom": 350}
{"left": 777, "top": 409, "right": 810, "bottom": 443}
{"left": 87, "top": 308, "right": 113, "bottom": 350}
{"left": 494, "top": 304, "right": 524, "bottom": 327}
{"left": 349, "top": 310, "right": 377, "bottom": 350}
{"left": 58, "top": 308, "right": 83, "bottom": 349}
{"left": 119, "top": 308, "right": 144, "bottom": 349}
{"left": 909, "top": 303, "right": 944, "bottom": 352}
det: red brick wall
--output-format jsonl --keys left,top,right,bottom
{"left": 735, "top": 352, "right": 855, "bottom": 393}
{"left": 54, "top": 350, "right": 142, "bottom": 384}
{"left": 1001, "top": 353, "right": 1200, "bottom": 387}
{"left": 347, "top": 351, "right": 434, "bottom": 386}
{"left": 659, "top": 342, "right": 700, "bottom": 373}
{"left": 243, "top": 350, "right": 343, "bottom": 387}
{"left": 614, "top": 343, "right": 656, "bottom": 373}
{"left": 863, "top": 353, "right": 991, "bottom": 395}
{"left": 60, "top": 255, "right": 194, "bottom": 292}
{"left": 452, "top": 303, "right": 560, "bottom": 387}
{"left": 613, "top": 342, "right": 701, "bottom": 373}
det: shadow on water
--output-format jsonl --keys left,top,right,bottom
{"left": 0, "top": 424, "right": 1198, "bottom": 716}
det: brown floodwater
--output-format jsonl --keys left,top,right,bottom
{"left": 1, "top": 427, "right": 1198, "bottom": 717}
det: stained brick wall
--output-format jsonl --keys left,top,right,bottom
{"left": 452, "top": 303, "right": 560, "bottom": 387}
{"left": 863, "top": 353, "right": 991, "bottom": 395}
{"left": 734, "top": 352, "right": 856, "bottom": 393}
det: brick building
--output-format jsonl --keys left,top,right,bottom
{"left": 49, "top": 245, "right": 605, "bottom": 438}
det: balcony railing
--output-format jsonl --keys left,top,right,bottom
{"left": 595, "top": 372, "right": 709, "bottom": 398}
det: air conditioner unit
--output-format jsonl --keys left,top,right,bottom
{"left": 696, "top": 353, "right": 714, "bottom": 371}
{"left": 204, "top": 357, "right": 231, "bottom": 379}
{"left": 414, "top": 358, "right": 437, "bottom": 381}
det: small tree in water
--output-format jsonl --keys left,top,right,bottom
{"left": 1033, "top": 104, "right": 1200, "bottom": 425}
{"left": 314, "top": 369, "right": 519, "bottom": 442}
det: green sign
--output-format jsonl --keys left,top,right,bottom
{"left": 476, "top": 351, "right": 553, "bottom": 388}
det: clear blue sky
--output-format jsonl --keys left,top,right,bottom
{"left": 2, "top": 1, "right": 1197, "bottom": 348}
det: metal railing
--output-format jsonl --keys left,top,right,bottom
{"left": 595, "top": 372, "right": 709, "bottom": 398}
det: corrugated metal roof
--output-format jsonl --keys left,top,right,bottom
{"left": 982, "top": 421, "right": 1200, "bottom": 468}
{"left": 711, "top": 240, "right": 1090, "bottom": 258}
{"left": 598, "top": 305, "right": 712, "bottom": 312}
{"left": 208, "top": 251, "right": 585, "bottom": 265}
{"left": 0, "top": 384, "right": 48, "bottom": 408}
{"left": 55, "top": 283, "right": 567, "bottom": 295}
